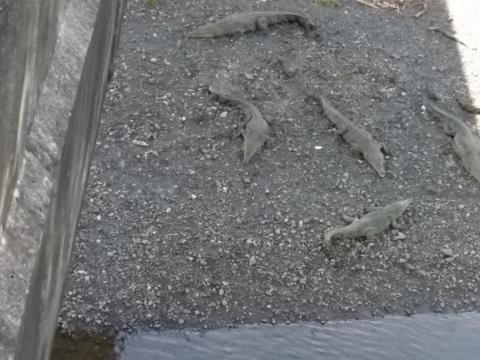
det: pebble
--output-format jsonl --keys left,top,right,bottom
{"left": 418, "top": 270, "right": 429, "bottom": 277}
{"left": 149, "top": 57, "right": 158, "bottom": 63}
{"left": 166, "top": 207, "right": 172, "bottom": 213}
{"left": 393, "top": 232, "right": 406, "bottom": 241}
{"left": 107, "top": 251, "right": 114, "bottom": 257}
{"left": 132, "top": 139, "right": 149, "bottom": 147}
{"left": 245, "top": 72, "right": 254, "bottom": 80}
{"left": 249, "top": 256, "right": 257, "bottom": 266}
{"left": 219, "top": 111, "right": 228, "bottom": 118}
{"left": 406, "top": 263, "right": 415, "bottom": 271}
{"left": 178, "top": 319, "right": 185, "bottom": 325}
{"left": 221, "top": 299, "right": 228, "bottom": 306}
{"left": 219, "top": 289, "right": 225, "bottom": 296}
{"left": 442, "top": 248, "right": 454, "bottom": 257}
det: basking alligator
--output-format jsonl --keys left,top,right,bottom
{"left": 324, "top": 199, "right": 412, "bottom": 249}
{"left": 210, "top": 87, "right": 272, "bottom": 163}
{"left": 423, "top": 94, "right": 480, "bottom": 184}
{"left": 308, "top": 93, "right": 386, "bottom": 177}
{"left": 190, "top": 12, "right": 315, "bottom": 38}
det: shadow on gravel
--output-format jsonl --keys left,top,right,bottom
{"left": 52, "top": 0, "right": 480, "bottom": 358}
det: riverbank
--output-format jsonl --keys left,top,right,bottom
{"left": 59, "top": 0, "right": 480, "bottom": 335}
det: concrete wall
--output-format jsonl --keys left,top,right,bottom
{"left": 0, "top": 0, "right": 66, "bottom": 227}
{"left": 0, "top": 0, "right": 126, "bottom": 359}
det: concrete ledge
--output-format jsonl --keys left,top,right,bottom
{"left": 0, "top": 0, "right": 126, "bottom": 359}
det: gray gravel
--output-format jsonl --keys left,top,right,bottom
{"left": 59, "top": 0, "right": 480, "bottom": 334}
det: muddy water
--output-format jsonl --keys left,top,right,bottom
{"left": 51, "top": 331, "right": 116, "bottom": 360}
{"left": 121, "top": 313, "right": 480, "bottom": 360}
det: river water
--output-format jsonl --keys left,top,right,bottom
{"left": 121, "top": 313, "right": 480, "bottom": 360}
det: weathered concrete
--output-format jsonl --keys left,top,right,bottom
{"left": 0, "top": 0, "right": 126, "bottom": 359}
{"left": 0, "top": 0, "right": 66, "bottom": 227}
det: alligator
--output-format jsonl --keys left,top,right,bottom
{"left": 423, "top": 94, "right": 480, "bottom": 184}
{"left": 210, "top": 87, "right": 272, "bottom": 163}
{"left": 190, "top": 11, "right": 315, "bottom": 38}
{"left": 324, "top": 199, "right": 412, "bottom": 249}
{"left": 307, "top": 93, "right": 386, "bottom": 177}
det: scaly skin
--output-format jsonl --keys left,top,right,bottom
{"left": 423, "top": 95, "right": 480, "bottom": 183}
{"left": 324, "top": 199, "right": 412, "bottom": 249}
{"left": 190, "top": 12, "right": 315, "bottom": 38}
{"left": 317, "top": 95, "right": 386, "bottom": 177}
{"left": 211, "top": 89, "right": 271, "bottom": 163}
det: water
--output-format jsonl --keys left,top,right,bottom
{"left": 51, "top": 331, "right": 116, "bottom": 360}
{"left": 121, "top": 313, "right": 480, "bottom": 360}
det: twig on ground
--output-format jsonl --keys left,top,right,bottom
{"left": 414, "top": 1, "right": 428, "bottom": 18}
{"left": 428, "top": 26, "right": 469, "bottom": 48}
{"left": 354, "top": 0, "right": 380, "bottom": 9}
{"left": 400, "top": 0, "right": 414, "bottom": 12}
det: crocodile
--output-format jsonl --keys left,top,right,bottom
{"left": 324, "top": 199, "right": 412, "bottom": 249}
{"left": 308, "top": 94, "right": 386, "bottom": 177}
{"left": 423, "top": 94, "right": 480, "bottom": 183}
{"left": 210, "top": 88, "right": 272, "bottom": 163}
{"left": 190, "top": 11, "right": 315, "bottom": 38}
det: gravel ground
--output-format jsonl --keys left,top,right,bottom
{"left": 59, "top": 0, "right": 480, "bottom": 334}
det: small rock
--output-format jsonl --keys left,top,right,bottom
{"left": 165, "top": 207, "right": 172, "bottom": 213}
{"left": 442, "top": 248, "right": 454, "bottom": 257}
{"left": 132, "top": 139, "right": 148, "bottom": 147}
{"left": 150, "top": 57, "right": 158, "bottom": 63}
{"left": 393, "top": 232, "right": 406, "bottom": 241}
{"left": 219, "top": 288, "right": 225, "bottom": 296}
{"left": 406, "top": 263, "right": 415, "bottom": 271}
{"left": 245, "top": 72, "right": 254, "bottom": 80}
{"left": 107, "top": 251, "right": 114, "bottom": 257}
{"left": 219, "top": 111, "right": 228, "bottom": 118}
{"left": 190, "top": 194, "right": 197, "bottom": 200}
{"left": 249, "top": 256, "right": 257, "bottom": 266}
{"left": 418, "top": 270, "right": 429, "bottom": 277}
{"left": 221, "top": 299, "right": 228, "bottom": 306}
{"left": 178, "top": 319, "right": 185, "bottom": 325}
